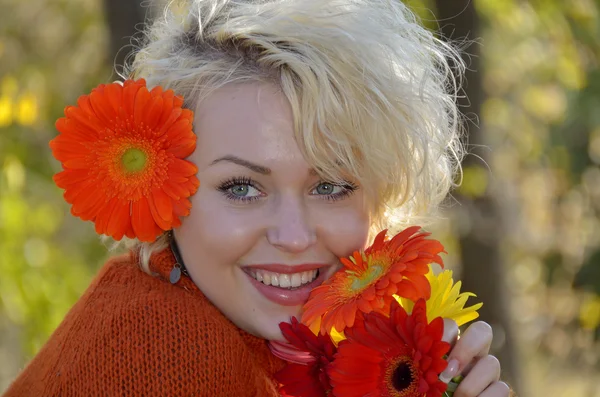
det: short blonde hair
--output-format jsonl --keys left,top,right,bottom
{"left": 121, "top": 0, "right": 465, "bottom": 272}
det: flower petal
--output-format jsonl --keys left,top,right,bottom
{"left": 105, "top": 198, "right": 132, "bottom": 241}
{"left": 131, "top": 197, "right": 160, "bottom": 242}
{"left": 89, "top": 88, "right": 118, "bottom": 126}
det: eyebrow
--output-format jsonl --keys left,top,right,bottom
{"left": 210, "top": 155, "right": 272, "bottom": 175}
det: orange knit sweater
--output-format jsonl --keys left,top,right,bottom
{"left": 3, "top": 247, "right": 285, "bottom": 396}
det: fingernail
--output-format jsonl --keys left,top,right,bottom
{"left": 439, "top": 359, "right": 460, "bottom": 383}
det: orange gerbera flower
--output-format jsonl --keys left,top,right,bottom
{"left": 302, "top": 226, "right": 444, "bottom": 334}
{"left": 50, "top": 79, "right": 199, "bottom": 242}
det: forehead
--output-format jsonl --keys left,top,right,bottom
{"left": 191, "top": 82, "right": 305, "bottom": 168}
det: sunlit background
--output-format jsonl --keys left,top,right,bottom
{"left": 0, "top": 0, "right": 599, "bottom": 395}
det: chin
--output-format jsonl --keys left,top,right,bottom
{"left": 245, "top": 322, "right": 285, "bottom": 341}
{"left": 263, "top": 327, "right": 286, "bottom": 342}
{"left": 252, "top": 310, "right": 302, "bottom": 341}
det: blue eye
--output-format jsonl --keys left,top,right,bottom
{"left": 311, "top": 181, "right": 358, "bottom": 201}
{"left": 313, "top": 182, "right": 345, "bottom": 195}
{"left": 229, "top": 184, "right": 261, "bottom": 197}
{"left": 218, "top": 177, "right": 263, "bottom": 202}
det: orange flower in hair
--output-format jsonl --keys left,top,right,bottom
{"left": 50, "top": 79, "right": 199, "bottom": 242}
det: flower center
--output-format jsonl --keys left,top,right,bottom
{"left": 391, "top": 362, "right": 413, "bottom": 391}
{"left": 121, "top": 148, "right": 147, "bottom": 173}
{"left": 384, "top": 355, "right": 418, "bottom": 396}
{"left": 350, "top": 263, "right": 383, "bottom": 291}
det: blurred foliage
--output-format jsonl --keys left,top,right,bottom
{"left": 445, "top": 0, "right": 600, "bottom": 395}
{"left": 1, "top": 0, "right": 600, "bottom": 395}
{"left": 408, "top": 0, "right": 600, "bottom": 395}
{"left": 0, "top": 0, "right": 111, "bottom": 366}
{"left": 476, "top": 0, "right": 600, "bottom": 346}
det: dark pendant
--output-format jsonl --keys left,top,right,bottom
{"left": 169, "top": 231, "right": 189, "bottom": 278}
{"left": 170, "top": 266, "right": 182, "bottom": 284}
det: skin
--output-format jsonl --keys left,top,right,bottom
{"left": 443, "top": 319, "right": 511, "bottom": 396}
{"left": 174, "top": 82, "right": 371, "bottom": 341}
{"left": 174, "top": 81, "right": 509, "bottom": 397}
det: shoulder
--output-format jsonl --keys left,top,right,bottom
{"left": 4, "top": 253, "right": 280, "bottom": 396}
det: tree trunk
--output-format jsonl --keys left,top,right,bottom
{"left": 432, "top": 1, "right": 522, "bottom": 394}
{"left": 103, "top": 0, "right": 146, "bottom": 73}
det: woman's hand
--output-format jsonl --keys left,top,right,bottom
{"left": 441, "top": 319, "right": 511, "bottom": 397}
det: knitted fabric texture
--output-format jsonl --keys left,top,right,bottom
{"left": 3, "top": 247, "right": 285, "bottom": 396}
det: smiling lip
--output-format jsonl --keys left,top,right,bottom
{"left": 243, "top": 263, "right": 330, "bottom": 306}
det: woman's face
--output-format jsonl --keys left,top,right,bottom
{"left": 174, "top": 82, "right": 370, "bottom": 341}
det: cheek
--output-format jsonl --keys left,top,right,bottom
{"left": 317, "top": 205, "right": 371, "bottom": 258}
{"left": 176, "top": 192, "right": 265, "bottom": 269}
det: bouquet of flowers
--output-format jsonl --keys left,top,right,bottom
{"left": 269, "top": 227, "right": 483, "bottom": 397}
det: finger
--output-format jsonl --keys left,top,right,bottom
{"left": 453, "top": 355, "right": 501, "bottom": 397}
{"left": 478, "top": 381, "right": 511, "bottom": 397}
{"left": 443, "top": 318, "right": 459, "bottom": 346}
{"left": 439, "top": 321, "right": 493, "bottom": 382}
{"left": 460, "top": 356, "right": 479, "bottom": 376}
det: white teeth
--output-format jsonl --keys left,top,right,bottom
{"left": 263, "top": 273, "right": 271, "bottom": 286}
{"left": 279, "top": 274, "right": 291, "bottom": 288}
{"left": 301, "top": 271, "right": 310, "bottom": 284}
{"left": 291, "top": 273, "right": 302, "bottom": 288}
{"left": 249, "top": 268, "right": 319, "bottom": 289}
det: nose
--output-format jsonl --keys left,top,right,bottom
{"left": 266, "top": 197, "right": 317, "bottom": 254}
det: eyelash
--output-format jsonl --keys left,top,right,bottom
{"left": 216, "top": 177, "right": 359, "bottom": 203}
{"left": 217, "top": 177, "right": 263, "bottom": 203}
{"left": 318, "top": 182, "right": 359, "bottom": 202}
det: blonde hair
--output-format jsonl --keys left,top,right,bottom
{"left": 120, "top": 0, "right": 465, "bottom": 272}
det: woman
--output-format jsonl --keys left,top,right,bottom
{"left": 4, "top": 0, "right": 510, "bottom": 396}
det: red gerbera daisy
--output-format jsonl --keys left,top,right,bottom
{"left": 328, "top": 299, "right": 450, "bottom": 397}
{"left": 302, "top": 227, "right": 444, "bottom": 334}
{"left": 274, "top": 317, "right": 337, "bottom": 397}
{"left": 50, "top": 79, "right": 199, "bottom": 242}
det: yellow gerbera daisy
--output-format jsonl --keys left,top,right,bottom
{"left": 395, "top": 267, "right": 483, "bottom": 326}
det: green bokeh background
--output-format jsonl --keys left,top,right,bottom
{"left": 1, "top": 0, "right": 599, "bottom": 395}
